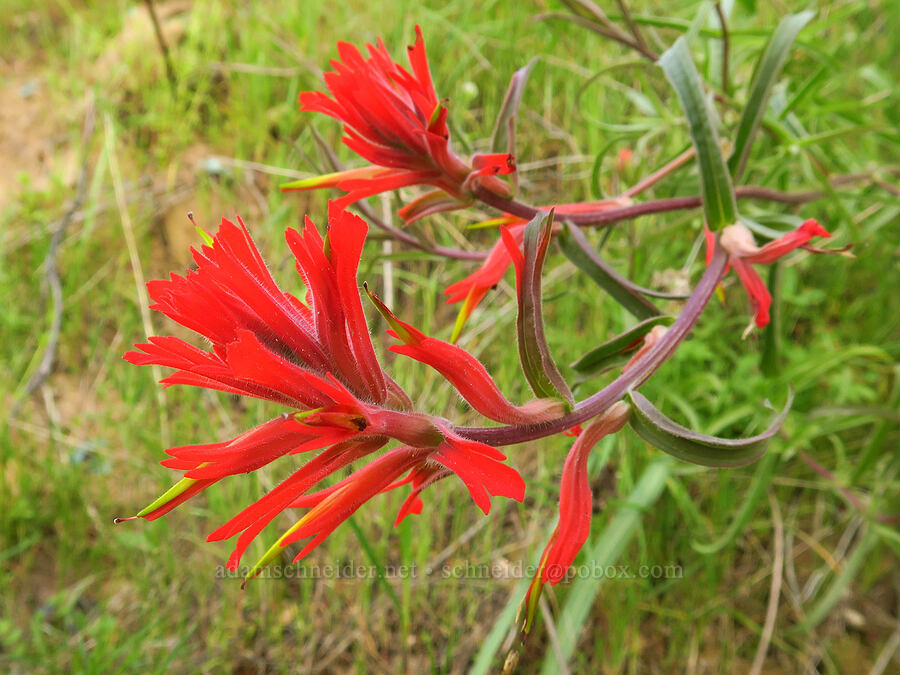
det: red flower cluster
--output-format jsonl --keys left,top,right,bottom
{"left": 121, "top": 205, "right": 538, "bottom": 582}
{"left": 282, "top": 27, "right": 514, "bottom": 221}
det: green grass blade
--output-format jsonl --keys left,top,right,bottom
{"left": 659, "top": 37, "right": 737, "bottom": 230}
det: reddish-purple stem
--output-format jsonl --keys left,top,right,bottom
{"left": 472, "top": 185, "right": 823, "bottom": 228}
{"left": 453, "top": 243, "right": 729, "bottom": 446}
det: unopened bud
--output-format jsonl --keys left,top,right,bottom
{"left": 599, "top": 400, "right": 630, "bottom": 435}
{"left": 720, "top": 223, "right": 760, "bottom": 258}
{"left": 623, "top": 325, "right": 669, "bottom": 373}
{"left": 616, "top": 148, "right": 633, "bottom": 174}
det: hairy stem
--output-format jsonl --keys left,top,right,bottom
{"left": 472, "top": 184, "right": 828, "bottom": 228}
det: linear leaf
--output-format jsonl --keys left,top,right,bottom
{"left": 627, "top": 388, "right": 793, "bottom": 467}
{"left": 728, "top": 11, "right": 814, "bottom": 180}
{"left": 571, "top": 315, "right": 676, "bottom": 380}
{"left": 659, "top": 37, "right": 737, "bottom": 230}
{"left": 515, "top": 212, "right": 574, "bottom": 404}
{"left": 559, "top": 223, "right": 662, "bottom": 320}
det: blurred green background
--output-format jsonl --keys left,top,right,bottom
{"left": 1, "top": 1, "right": 898, "bottom": 672}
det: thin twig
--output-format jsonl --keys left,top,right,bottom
{"left": 622, "top": 147, "right": 696, "bottom": 199}
{"left": 536, "top": 12, "right": 658, "bottom": 62}
{"left": 472, "top": 172, "right": 877, "bottom": 229}
{"left": 715, "top": 2, "right": 731, "bottom": 95}
{"left": 22, "top": 96, "right": 96, "bottom": 400}
{"left": 142, "top": 0, "right": 177, "bottom": 93}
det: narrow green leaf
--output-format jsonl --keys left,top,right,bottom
{"left": 516, "top": 211, "right": 574, "bottom": 404}
{"left": 728, "top": 11, "right": 814, "bottom": 180}
{"left": 540, "top": 458, "right": 673, "bottom": 673}
{"left": 627, "top": 388, "right": 793, "bottom": 467}
{"left": 559, "top": 223, "right": 663, "bottom": 320}
{"left": 571, "top": 315, "right": 676, "bottom": 380}
{"left": 659, "top": 37, "right": 737, "bottom": 230}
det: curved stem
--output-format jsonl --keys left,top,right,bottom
{"left": 452, "top": 244, "right": 729, "bottom": 446}
{"left": 472, "top": 185, "right": 827, "bottom": 228}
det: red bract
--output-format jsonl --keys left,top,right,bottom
{"left": 282, "top": 26, "right": 514, "bottom": 216}
{"left": 705, "top": 219, "right": 831, "bottom": 332}
{"left": 365, "top": 286, "right": 565, "bottom": 425}
{"left": 519, "top": 402, "right": 630, "bottom": 638}
{"left": 121, "top": 205, "right": 529, "bottom": 583}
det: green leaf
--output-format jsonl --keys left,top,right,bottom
{"left": 558, "top": 223, "right": 663, "bottom": 320}
{"left": 627, "top": 388, "right": 793, "bottom": 467}
{"left": 515, "top": 212, "right": 574, "bottom": 405}
{"left": 540, "top": 458, "right": 673, "bottom": 673}
{"left": 571, "top": 315, "right": 676, "bottom": 381}
{"left": 728, "top": 11, "right": 814, "bottom": 180}
{"left": 659, "top": 37, "right": 737, "bottom": 230}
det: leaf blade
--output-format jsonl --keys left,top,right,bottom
{"left": 515, "top": 212, "right": 574, "bottom": 405}
{"left": 627, "top": 388, "right": 793, "bottom": 467}
{"left": 659, "top": 37, "right": 737, "bottom": 230}
{"left": 728, "top": 11, "right": 814, "bottom": 180}
{"left": 571, "top": 315, "right": 676, "bottom": 380}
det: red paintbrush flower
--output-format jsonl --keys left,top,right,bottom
{"left": 519, "top": 402, "right": 630, "bottom": 638}
{"left": 120, "top": 204, "right": 531, "bottom": 583}
{"left": 365, "top": 286, "right": 565, "bottom": 425}
{"left": 705, "top": 219, "right": 831, "bottom": 333}
{"left": 282, "top": 26, "right": 514, "bottom": 218}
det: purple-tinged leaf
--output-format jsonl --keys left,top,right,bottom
{"left": 627, "top": 388, "right": 794, "bottom": 467}
{"left": 512, "top": 211, "right": 574, "bottom": 406}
